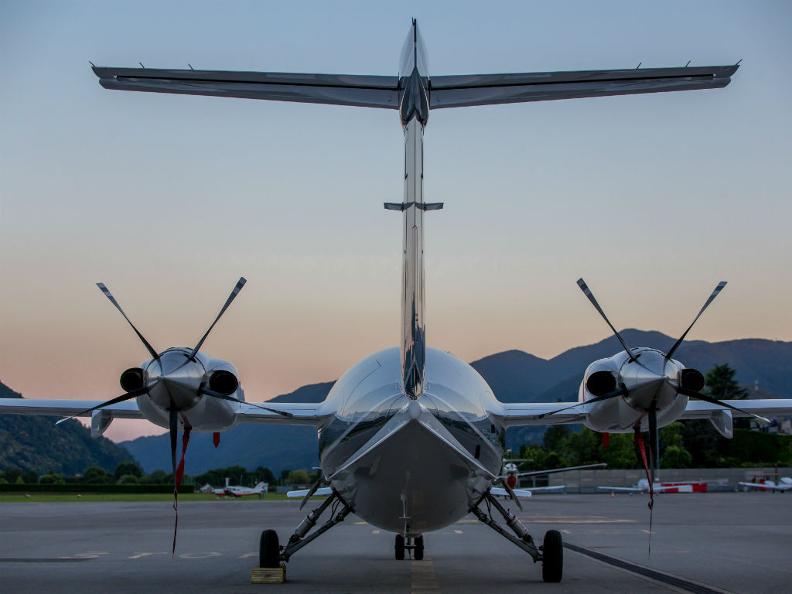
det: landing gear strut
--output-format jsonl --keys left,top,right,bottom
{"left": 472, "top": 491, "right": 563, "bottom": 583}
{"left": 259, "top": 490, "right": 352, "bottom": 567}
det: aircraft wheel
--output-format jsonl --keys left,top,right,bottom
{"left": 259, "top": 529, "right": 280, "bottom": 568}
{"left": 414, "top": 535, "right": 424, "bottom": 560}
{"left": 394, "top": 534, "right": 405, "bottom": 560}
{"left": 541, "top": 530, "right": 563, "bottom": 583}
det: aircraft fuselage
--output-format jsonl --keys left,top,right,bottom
{"left": 318, "top": 348, "right": 504, "bottom": 534}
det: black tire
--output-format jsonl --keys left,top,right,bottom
{"left": 414, "top": 535, "right": 424, "bottom": 561}
{"left": 542, "top": 530, "right": 563, "bottom": 583}
{"left": 395, "top": 534, "right": 405, "bottom": 560}
{"left": 259, "top": 529, "right": 280, "bottom": 568}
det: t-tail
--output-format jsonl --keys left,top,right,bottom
{"left": 90, "top": 17, "right": 738, "bottom": 397}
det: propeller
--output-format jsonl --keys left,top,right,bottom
{"left": 189, "top": 277, "right": 247, "bottom": 360}
{"left": 577, "top": 278, "right": 635, "bottom": 361}
{"left": 97, "top": 283, "right": 160, "bottom": 360}
{"left": 665, "top": 281, "right": 727, "bottom": 361}
{"left": 58, "top": 277, "right": 293, "bottom": 554}
{"left": 677, "top": 387, "right": 770, "bottom": 424}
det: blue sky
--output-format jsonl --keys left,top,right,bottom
{"left": 1, "top": 1, "right": 791, "bottom": 440}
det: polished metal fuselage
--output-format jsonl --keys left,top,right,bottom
{"left": 316, "top": 347, "right": 504, "bottom": 534}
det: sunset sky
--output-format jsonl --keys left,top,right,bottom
{"left": 2, "top": 1, "right": 792, "bottom": 441}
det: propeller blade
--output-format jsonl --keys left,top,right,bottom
{"left": 665, "top": 281, "right": 727, "bottom": 361}
{"left": 168, "top": 406, "right": 179, "bottom": 555}
{"left": 55, "top": 387, "right": 149, "bottom": 425}
{"left": 678, "top": 387, "right": 770, "bottom": 424}
{"left": 97, "top": 283, "right": 160, "bottom": 360}
{"left": 189, "top": 277, "right": 247, "bottom": 359}
{"left": 577, "top": 279, "right": 634, "bottom": 360}
{"left": 533, "top": 387, "right": 627, "bottom": 419}
{"left": 647, "top": 405, "right": 659, "bottom": 485}
{"left": 200, "top": 388, "right": 294, "bottom": 418}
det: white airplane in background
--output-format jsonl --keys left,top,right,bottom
{"left": 223, "top": 481, "right": 269, "bottom": 498}
{"left": 599, "top": 479, "right": 709, "bottom": 494}
{"left": 738, "top": 477, "right": 792, "bottom": 492}
{"left": 3, "top": 19, "right": 792, "bottom": 583}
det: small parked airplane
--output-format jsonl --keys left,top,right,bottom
{"left": 223, "top": 481, "right": 269, "bottom": 498}
{"left": 2, "top": 19, "right": 790, "bottom": 584}
{"left": 599, "top": 479, "right": 709, "bottom": 494}
{"left": 738, "top": 477, "right": 792, "bottom": 492}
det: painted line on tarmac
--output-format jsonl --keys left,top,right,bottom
{"left": 411, "top": 556, "right": 439, "bottom": 594}
{"left": 564, "top": 542, "right": 731, "bottom": 594}
{"left": 0, "top": 558, "right": 90, "bottom": 563}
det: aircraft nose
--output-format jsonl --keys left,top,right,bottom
{"left": 620, "top": 351, "right": 675, "bottom": 410}
{"left": 145, "top": 350, "right": 204, "bottom": 410}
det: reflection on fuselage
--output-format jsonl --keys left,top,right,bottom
{"left": 317, "top": 348, "right": 505, "bottom": 533}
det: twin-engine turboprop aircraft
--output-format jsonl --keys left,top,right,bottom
{"left": 3, "top": 20, "right": 792, "bottom": 583}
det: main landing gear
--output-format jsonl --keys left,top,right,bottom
{"left": 258, "top": 490, "right": 352, "bottom": 569}
{"left": 472, "top": 491, "right": 563, "bottom": 583}
{"left": 394, "top": 533, "right": 424, "bottom": 560}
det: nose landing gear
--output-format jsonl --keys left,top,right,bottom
{"left": 394, "top": 533, "right": 424, "bottom": 560}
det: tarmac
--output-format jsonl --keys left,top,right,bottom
{"left": 1, "top": 492, "right": 790, "bottom": 593}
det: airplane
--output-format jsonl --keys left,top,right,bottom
{"left": 599, "top": 479, "right": 709, "bottom": 494}
{"left": 223, "top": 481, "right": 269, "bottom": 498}
{"left": 2, "top": 19, "right": 791, "bottom": 583}
{"left": 738, "top": 477, "right": 792, "bottom": 492}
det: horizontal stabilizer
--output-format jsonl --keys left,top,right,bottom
{"left": 92, "top": 66, "right": 399, "bottom": 109}
{"left": 429, "top": 64, "right": 739, "bottom": 109}
{"left": 384, "top": 202, "right": 444, "bottom": 211}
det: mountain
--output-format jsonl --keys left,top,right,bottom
{"left": 121, "top": 330, "right": 792, "bottom": 473}
{"left": 0, "top": 380, "right": 133, "bottom": 476}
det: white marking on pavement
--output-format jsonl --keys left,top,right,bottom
{"left": 179, "top": 552, "right": 221, "bottom": 559}
{"left": 453, "top": 530, "right": 463, "bottom": 534}
{"left": 128, "top": 552, "right": 168, "bottom": 560}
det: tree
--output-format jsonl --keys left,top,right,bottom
{"left": 661, "top": 445, "right": 692, "bottom": 468}
{"left": 39, "top": 473, "right": 65, "bottom": 485}
{"left": 285, "top": 469, "right": 310, "bottom": 485}
{"left": 254, "top": 466, "right": 276, "bottom": 485}
{"left": 140, "top": 470, "right": 170, "bottom": 485}
{"left": 117, "top": 474, "right": 140, "bottom": 485}
{"left": 82, "top": 466, "right": 111, "bottom": 484}
{"left": 543, "top": 426, "right": 570, "bottom": 451}
{"left": 114, "top": 461, "right": 143, "bottom": 481}
{"left": 705, "top": 364, "right": 748, "bottom": 400}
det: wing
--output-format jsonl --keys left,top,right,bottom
{"left": 235, "top": 402, "right": 325, "bottom": 425}
{"left": 495, "top": 403, "right": 586, "bottom": 427}
{"left": 490, "top": 486, "right": 533, "bottom": 499}
{"left": 0, "top": 398, "right": 324, "bottom": 426}
{"left": 514, "top": 463, "right": 607, "bottom": 478}
{"left": 429, "top": 64, "right": 739, "bottom": 109}
{"left": 0, "top": 398, "right": 142, "bottom": 418}
{"left": 92, "top": 66, "right": 399, "bottom": 109}
{"left": 287, "top": 486, "right": 333, "bottom": 499}
{"left": 598, "top": 486, "right": 643, "bottom": 493}
{"left": 521, "top": 485, "right": 567, "bottom": 494}
{"left": 679, "top": 399, "right": 792, "bottom": 420}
